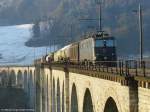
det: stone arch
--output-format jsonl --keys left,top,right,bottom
{"left": 71, "top": 83, "right": 78, "bottom": 112}
{"left": 9, "top": 70, "right": 16, "bottom": 87}
{"left": 1, "top": 70, "right": 8, "bottom": 86}
{"left": 24, "top": 70, "right": 28, "bottom": 90}
{"left": 83, "top": 88, "right": 94, "bottom": 112}
{"left": 57, "top": 78, "right": 61, "bottom": 112}
{"left": 52, "top": 78, "right": 56, "bottom": 112}
{"left": 103, "top": 87, "right": 122, "bottom": 112}
{"left": 62, "top": 82, "right": 64, "bottom": 112}
{"left": 104, "top": 97, "right": 119, "bottom": 112}
{"left": 17, "top": 70, "right": 23, "bottom": 88}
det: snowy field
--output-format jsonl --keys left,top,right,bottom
{"left": 0, "top": 24, "right": 50, "bottom": 65}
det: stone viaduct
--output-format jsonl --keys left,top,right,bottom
{"left": 0, "top": 63, "right": 150, "bottom": 112}
{"left": 0, "top": 65, "right": 36, "bottom": 109}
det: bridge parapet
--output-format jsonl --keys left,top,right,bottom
{"left": 0, "top": 65, "right": 34, "bottom": 68}
{"left": 135, "top": 76, "right": 150, "bottom": 89}
{"left": 42, "top": 60, "right": 150, "bottom": 83}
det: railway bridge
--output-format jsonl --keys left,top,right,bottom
{"left": 0, "top": 61, "right": 150, "bottom": 112}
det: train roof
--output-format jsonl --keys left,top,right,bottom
{"left": 80, "top": 31, "right": 115, "bottom": 41}
{"left": 66, "top": 31, "right": 116, "bottom": 46}
{"left": 60, "top": 44, "right": 71, "bottom": 51}
{"left": 95, "top": 31, "right": 115, "bottom": 39}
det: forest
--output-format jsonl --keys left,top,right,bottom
{"left": 0, "top": 0, "right": 150, "bottom": 56}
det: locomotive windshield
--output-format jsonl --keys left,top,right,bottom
{"left": 95, "top": 39, "right": 115, "bottom": 47}
{"left": 94, "top": 36, "right": 117, "bottom": 62}
{"left": 95, "top": 40, "right": 103, "bottom": 47}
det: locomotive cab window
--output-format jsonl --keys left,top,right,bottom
{"left": 95, "top": 38, "right": 115, "bottom": 47}
{"left": 106, "top": 40, "right": 114, "bottom": 47}
{"left": 95, "top": 40, "right": 103, "bottom": 47}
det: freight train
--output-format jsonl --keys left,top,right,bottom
{"left": 37, "top": 31, "right": 117, "bottom": 65}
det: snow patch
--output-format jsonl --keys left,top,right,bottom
{"left": 16, "top": 24, "right": 33, "bottom": 29}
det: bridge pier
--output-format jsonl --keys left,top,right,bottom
{"left": 128, "top": 77, "right": 139, "bottom": 112}
{"left": 65, "top": 68, "right": 69, "bottom": 112}
{"left": 35, "top": 65, "right": 43, "bottom": 112}
{"left": 136, "top": 77, "right": 150, "bottom": 111}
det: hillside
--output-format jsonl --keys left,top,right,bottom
{"left": 0, "top": 0, "right": 150, "bottom": 56}
{"left": 0, "top": 0, "right": 61, "bottom": 25}
{"left": 27, "top": 0, "right": 150, "bottom": 56}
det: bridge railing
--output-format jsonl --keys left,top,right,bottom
{"left": 0, "top": 64, "right": 34, "bottom": 68}
{"left": 0, "top": 109, "right": 35, "bottom": 112}
{"left": 125, "top": 60, "right": 150, "bottom": 77}
{"left": 43, "top": 60, "right": 150, "bottom": 78}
